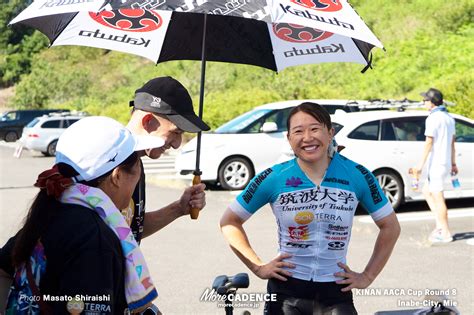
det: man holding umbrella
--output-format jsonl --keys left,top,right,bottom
{"left": 125, "top": 76, "right": 210, "bottom": 243}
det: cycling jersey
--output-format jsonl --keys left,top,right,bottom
{"left": 229, "top": 153, "right": 394, "bottom": 282}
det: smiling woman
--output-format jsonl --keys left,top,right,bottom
{"left": 220, "top": 102, "right": 401, "bottom": 314}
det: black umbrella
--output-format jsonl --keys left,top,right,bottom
{"left": 10, "top": 0, "right": 384, "bottom": 218}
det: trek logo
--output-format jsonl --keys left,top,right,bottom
{"left": 290, "top": 0, "right": 342, "bottom": 12}
{"left": 89, "top": 9, "right": 163, "bottom": 32}
{"left": 286, "top": 242, "right": 311, "bottom": 248}
{"left": 273, "top": 23, "right": 333, "bottom": 43}
{"left": 328, "top": 241, "right": 345, "bottom": 250}
{"left": 288, "top": 225, "right": 309, "bottom": 241}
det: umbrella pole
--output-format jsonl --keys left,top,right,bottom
{"left": 190, "top": 13, "right": 208, "bottom": 220}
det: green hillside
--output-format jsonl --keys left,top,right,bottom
{"left": 1, "top": 0, "right": 473, "bottom": 127}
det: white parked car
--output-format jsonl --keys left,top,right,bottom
{"left": 176, "top": 99, "right": 366, "bottom": 190}
{"left": 328, "top": 110, "right": 473, "bottom": 209}
{"left": 19, "top": 112, "right": 88, "bottom": 156}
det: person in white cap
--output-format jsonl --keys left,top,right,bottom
{"left": 126, "top": 76, "right": 210, "bottom": 243}
{"left": 0, "top": 116, "right": 164, "bottom": 314}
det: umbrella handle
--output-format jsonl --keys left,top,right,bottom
{"left": 190, "top": 174, "right": 201, "bottom": 220}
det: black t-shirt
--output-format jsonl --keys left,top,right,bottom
{"left": 0, "top": 203, "right": 127, "bottom": 314}
{"left": 128, "top": 159, "right": 146, "bottom": 244}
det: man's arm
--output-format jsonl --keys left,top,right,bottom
{"left": 413, "top": 136, "right": 434, "bottom": 175}
{"left": 142, "top": 183, "right": 206, "bottom": 238}
{"left": 335, "top": 212, "right": 400, "bottom": 291}
{"left": 451, "top": 135, "right": 458, "bottom": 175}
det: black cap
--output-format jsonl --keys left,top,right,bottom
{"left": 130, "top": 77, "right": 210, "bottom": 132}
{"left": 420, "top": 88, "right": 443, "bottom": 106}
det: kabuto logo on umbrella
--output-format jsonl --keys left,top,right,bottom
{"left": 89, "top": 9, "right": 163, "bottom": 32}
{"left": 290, "top": 0, "right": 342, "bottom": 12}
{"left": 273, "top": 23, "right": 333, "bottom": 43}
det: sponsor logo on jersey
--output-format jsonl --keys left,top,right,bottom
{"left": 324, "top": 230, "right": 348, "bottom": 236}
{"left": 328, "top": 224, "right": 349, "bottom": 231}
{"left": 242, "top": 168, "right": 273, "bottom": 204}
{"left": 288, "top": 225, "right": 309, "bottom": 241}
{"left": 285, "top": 176, "right": 303, "bottom": 187}
{"left": 286, "top": 242, "right": 312, "bottom": 248}
{"left": 355, "top": 165, "right": 383, "bottom": 204}
{"left": 328, "top": 241, "right": 345, "bottom": 250}
{"left": 294, "top": 211, "right": 314, "bottom": 224}
{"left": 323, "top": 177, "right": 350, "bottom": 185}
{"left": 325, "top": 235, "right": 348, "bottom": 241}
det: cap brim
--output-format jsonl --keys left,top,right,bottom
{"left": 134, "top": 135, "right": 165, "bottom": 151}
{"left": 166, "top": 114, "right": 210, "bottom": 133}
{"left": 420, "top": 92, "right": 428, "bottom": 98}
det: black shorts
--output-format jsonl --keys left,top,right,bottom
{"left": 264, "top": 277, "right": 357, "bottom": 315}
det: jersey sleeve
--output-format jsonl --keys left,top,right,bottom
{"left": 229, "top": 168, "right": 275, "bottom": 221}
{"left": 352, "top": 164, "right": 394, "bottom": 221}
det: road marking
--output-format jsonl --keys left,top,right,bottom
{"left": 358, "top": 209, "right": 474, "bottom": 223}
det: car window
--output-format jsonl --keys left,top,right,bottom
{"left": 243, "top": 108, "right": 290, "bottom": 133}
{"left": 215, "top": 109, "right": 271, "bottom": 133}
{"left": 66, "top": 119, "right": 79, "bottom": 127}
{"left": 348, "top": 120, "right": 379, "bottom": 140}
{"left": 383, "top": 118, "right": 425, "bottom": 141}
{"left": 41, "top": 120, "right": 61, "bottom": 129}
{"left": 1, "top": 111, "right": 17, "bottom": 121}
{"left": 455, "top": 119, "right": 474, "bottom": 143}
{"left": 333, "top": 122, "right": 343, "bottom": 135}
{"left": 26, "top": 118, "right": 40, "bottom": 128}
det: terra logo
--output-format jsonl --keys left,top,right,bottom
{"left": 89, "top": 9, "right": 162, "bottom": 32}
{"left": 290, "top": 0, "right": 342, "bottom": 12}
{"left": 273, "top": 23, "right": 333, "bottom": 43}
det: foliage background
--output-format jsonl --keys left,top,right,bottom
{"left": 1, "top": 0, "right": 473, "bottom": 128}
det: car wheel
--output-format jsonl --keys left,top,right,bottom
{"left": 373, "top": 170, "right": 404, "bottom": 210}
{"left": 5, "top": 131, "right": 18, "bottom": 142}
{"left": 46, "top": 140, "right": 58, "bottom": 157}
{"left": 218, "top": 157, "right": 254, "bottom": 190}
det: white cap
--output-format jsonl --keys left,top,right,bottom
{"left": 55, "top": 116, "right": 164, "bottom": 182}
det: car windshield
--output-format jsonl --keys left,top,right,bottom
{"left": 0, "top": 111, "right": 15, "bottom": 122}
{"left": 215, "top": 109, "right": 272, "bottom": 133}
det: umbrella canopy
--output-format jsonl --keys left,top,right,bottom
{"left": 10, "top": 0, "right": 383, "bottom": 72}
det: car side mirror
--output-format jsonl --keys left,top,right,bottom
{"left": 261, "top": 122, "right": 278, "bottom": 133}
